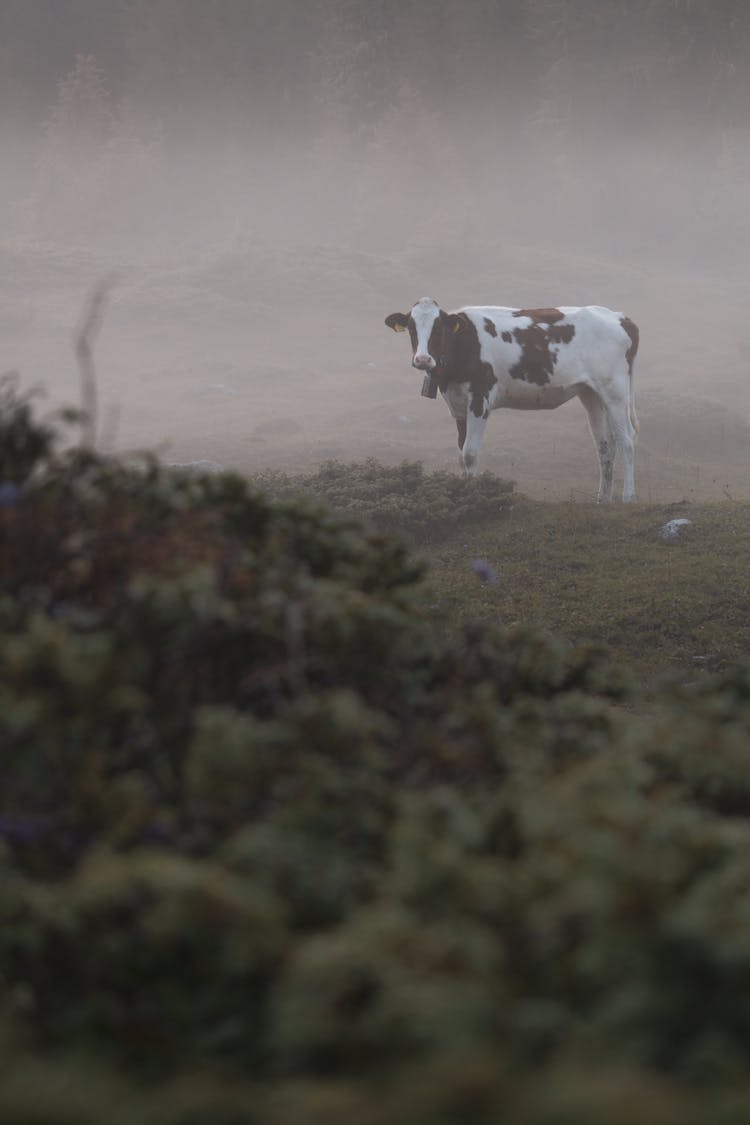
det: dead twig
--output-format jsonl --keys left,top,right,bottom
{"left": 73, "top": 276, "right": 117, "bottom": 449}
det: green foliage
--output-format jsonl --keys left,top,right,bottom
{"left": 3, "top": 381, "right": 750, "bottom": 1120}
{"left": 0, "top": 375, "right": 58, "bottom": 484}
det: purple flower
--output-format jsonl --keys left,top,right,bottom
{"left": 0, "top": 814, "right": 57, "bottom": 842}
{"left": 472, "top": 559, "right": 497, "bottom": 583}
{"left": 0, "top": 481, "right": 21, "bottom": 508}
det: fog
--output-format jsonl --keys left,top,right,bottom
{"left": 3, "top": 1, "right": 750, "bottom": 500}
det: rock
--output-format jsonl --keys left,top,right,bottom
{"left": 659, "top": 518, "right": 692, "bottom": 542}
{"left": 167, "top": 460, "right": 224, "bottom": 476}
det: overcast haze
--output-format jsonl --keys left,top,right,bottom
{"left": 3, "top": 0, "right": 750, "bottom": 499}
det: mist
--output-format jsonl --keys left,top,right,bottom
{"left": 3, "top": 0, "right": 750, "bottom": 500}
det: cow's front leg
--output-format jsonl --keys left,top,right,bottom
{"left": 455, "top": 417, "right": 467, "bottom": 471}
{"left": 460, "top": 395, "right": 489, "bottom": 476}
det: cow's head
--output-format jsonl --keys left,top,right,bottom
{"left": 385, "top": 297, "right": 464, "bottom": 372}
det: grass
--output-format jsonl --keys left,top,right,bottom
{"left": 422, "top": 498, "right": 750, "bottom": 683}
{"left": 250, "top": 459, "right": 750, "bottom": 684}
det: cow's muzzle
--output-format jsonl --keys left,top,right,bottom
{"left": 413, "top": 354, "right": 435, "bottom": 371}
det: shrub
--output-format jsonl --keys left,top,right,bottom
{"left": 3, "top": 380, "right": 750, "bottom": 1119}
{"left": 255, "top": 458, "right": 516, "bottom": 543}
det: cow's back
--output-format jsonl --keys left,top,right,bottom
{"left": 459, "top": 304, "right": 632, "bottom": 393}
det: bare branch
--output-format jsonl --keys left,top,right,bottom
{"left": 73, "top": 275, "right": 117, "bottom": 449}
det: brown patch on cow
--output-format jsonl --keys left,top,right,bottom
{"left": 510, "top": 322, "right": 575, "bottom": 386}
{"left": 501, "top": 331, "right": 513, "bottom": 344}
{"left": 514, "top": 307, "right": 566, "bottom": 324}
{"left": 620, "top": 316, "right": 639, "bottom": 374}
{"left": 483, "top": 317, "right": 497, "bottom": 337}
{"left": 428, "top": 312, "right": 497, "bottom": 405}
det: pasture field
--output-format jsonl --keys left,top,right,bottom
{"left": 424, "top": 497, "right": 750, "bottom": 685}
{"left": 257, "top": 460, "right": 750, "bottom": 685}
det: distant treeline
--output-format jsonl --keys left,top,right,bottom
{"left": 2, "top": 0, "right": 749, "bottom": 141}
{"left": 4, "top": 1, "right": 750, "bottom": 258}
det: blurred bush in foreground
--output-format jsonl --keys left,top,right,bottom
{"left": 2, "top": 379, "right": 750, "bottom": 1122}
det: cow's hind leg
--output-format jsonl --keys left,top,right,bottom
{"left": 602, "top": 391, "right": 638, "bottom": 501}
{"left": 605, "top": 394, "right": 637, "bottom": 502}
{"left": 613, "top": 416, "right": 637, "bottom": 501}
{"left": 579, "top": 387, "right": 615, "bottom": 502}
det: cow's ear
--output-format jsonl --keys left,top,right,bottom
{"left": 445, "top": 313, "right": 465, "bottom": 335}
{"left": 385, "top": 312, "right": 409, "bottom": 333}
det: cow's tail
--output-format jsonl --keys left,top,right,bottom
{"left": 621, "top": 316, "right": 640, "bottom": 437}
{"left": 629, "top": 369, "right": 639, "bottom": 438}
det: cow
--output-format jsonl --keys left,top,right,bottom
{"left": 385, "top": 297, "right": 640, "bottom": 502}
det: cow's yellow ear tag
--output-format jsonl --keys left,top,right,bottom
{"left": 394, "top": 322, "right": 406, "bottom": 332}
{"left": 452, "top": 320, "right": 462, "bottom": 334}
